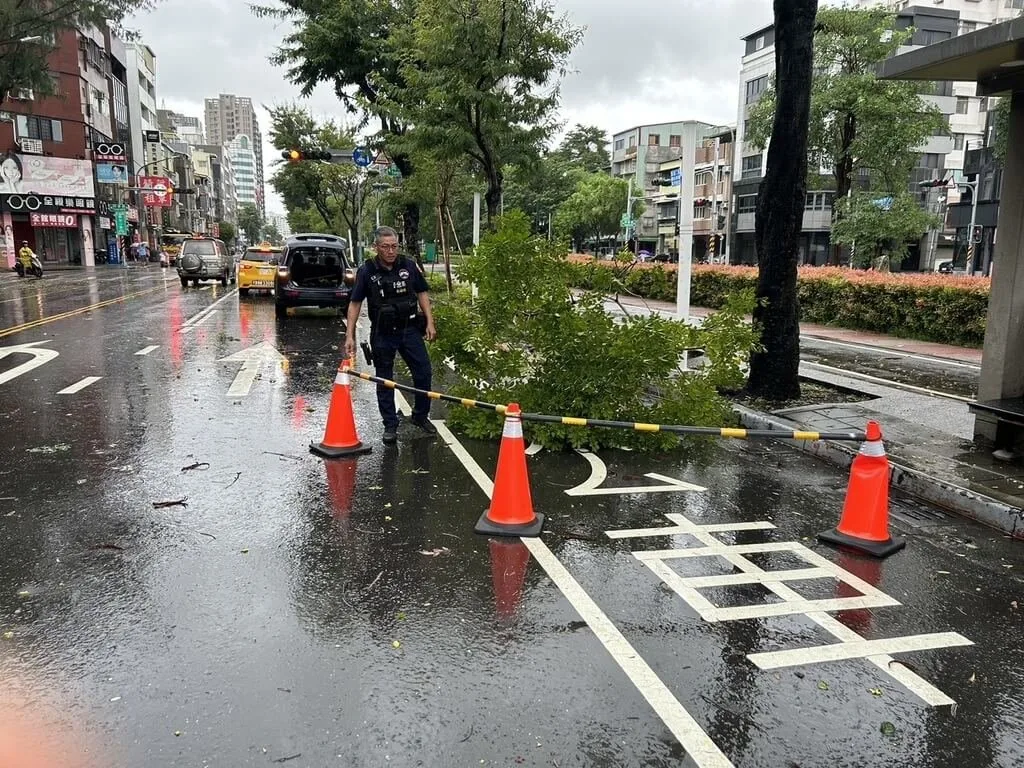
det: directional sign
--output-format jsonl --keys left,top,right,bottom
{"left": 114, "top": 209, "right": 128, "bottom": 236}
{"left": 565, "top": 451, "right": 706, "bottom": 496}
{"left": 0, "top": 341, "right": 59, "bottom": 386}
{"left": 620, "top": 214, "right": 634, "bottom": 229}
{"left": 352, "top": 147, "right": 372, "bottom": 168}
{"left": 386, "top": 164, "right": 402, "bottom": 178}
{"left": 220, "top": 341, "right": 285, "bottom": 397}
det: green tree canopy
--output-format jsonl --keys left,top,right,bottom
{"left": 831, "top": 192, "right": 939, "bottom": 267}
{"left": 217, "top": 220, "right": 236, "bottom": 244}
{"left": 237, "top": 203, "right": 263, "bottom": 245}
{"left": 553, "top": 124, "right": 610, "bottom": 173}
{"left": 389, "top": 0, "right": 582, "bottom": 226}
{"left": 554, "top": 172, "right": 633, "bottom": 248}
{"left": 0, "top": 1, "right": 159, "bottom": 98}
{"left": 262, "top": 220, "right": 283, "bottom": 244}
{"left": 746, "top": 6, "right": 946, "bottom": 252}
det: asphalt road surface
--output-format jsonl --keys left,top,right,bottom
{"left": 1, "top": 268, "right": 1022, "bottom": 768}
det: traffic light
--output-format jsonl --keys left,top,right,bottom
{"left": 282, "top": 148, "right": 333, "bottom": 163}
{"left": 918, "top": 177, "right": 949, "bottom": 189}
{"left": 651, "top": 178, "right": 673, "bottom": 187}
{"left": 717, "top": 214, "right": 727, "bottom": 230}
{"left": 694, "top": 197, "right": 709, "bottom": 207}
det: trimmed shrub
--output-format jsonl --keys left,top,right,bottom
{"left": 566, "top": 257, "right": 990, "bottom": 347}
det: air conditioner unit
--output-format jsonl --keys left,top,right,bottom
{"left": 20, "top": 138, "right": 43, "bottom": 155}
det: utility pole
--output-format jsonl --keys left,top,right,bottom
{"left": 710, "top": 138, "right": 720, "bottom": 263}
{"left": 624, "top": 176, "right": 634, "bottom": 252}
{"left": 964, "top": 178, "right": 979, "bottom": 274}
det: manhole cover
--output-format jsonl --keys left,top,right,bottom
{"left": 890, "top": 502, "right": 951, "bottom": 529}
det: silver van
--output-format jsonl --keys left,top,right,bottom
{"left": 176, "top": 237, "right": 235, "bottom": 287}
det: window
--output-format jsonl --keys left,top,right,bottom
{"left": 955, "top": 96, "right": 969, "bottom": 114}
{"left": 755, "top": 35, "right": 765, "bottom": 51}
{"left": 737, "top": 195, "right": 757, "bottom": 214}
{"left": 954, "top": 133, "right": 965, "bottom": 150}
{"left": 918, "top": 30, "right": 951, "bottom": 45}
{"left": 648, "top": 134, "right": 660, "bottom": 146}
{"left": 694, "top": 203, "right": 708, "bottom": 219}
{"left": 804, "top": 192, "right": 835, "bottom": 211}
{"left": 669, "top": 135, "right": 681, "bottom": 148}
{"left": 628, "top": 135, "right": 636, "bottom": 148}
{"left": 614, "top": 138, "right": 624, "bottom": 150}
{"left": 694, "top": 170, "right": 712, "bottom": 186}
{"left": 979, "top": 97, "right": 990, "bottom": 112}
{"left": 16, "top": 116, "right": 63, "bottom": 142}
{"left": 741, "top": 154, "right": 762, "bottom": 179}
{"left": 960, "top": 21, "right": 977, "bottom": 35}
{"left": 745, "top": 74, "right": 770, "bottom": 104}
{"left": 1008, "top": 0, "right": 1024, "bottom": 10}
{"left": 919, "top": 153, "right": 941, "bottom": 169}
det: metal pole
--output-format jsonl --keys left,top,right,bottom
{"left": 624, "top": 176, "right": 633, "bottom": 252}
{"left": 547, "top": 211, "right": 552, "bottom": 241}
{"left": 710, "top": 138, "right": 720, "bottom": 262}
{"left": 722, "top": 128, "right": 735, "bottom": 264}
{"left": 472, "top": 192, "right": 481, "bottom": 246}
{"left": 965, "top": 179, "right": 978, "bottom": 274}
{"left": 675, "top": 136, "right": 694, "bottom": 321}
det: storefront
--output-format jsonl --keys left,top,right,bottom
{"left": 0, "top": 151, "right": 96, "bottom": 267}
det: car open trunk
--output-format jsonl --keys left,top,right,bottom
{"left": 288, "top": 247, "right": 349, "bottom": 287}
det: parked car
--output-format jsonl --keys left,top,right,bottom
{"left": 238, "top": 242, "right": 282, "bottom": 296}
{"left": 274, "top": 233, "right": 355, "bottom": 319}
{"left": 176, "top": 237, "right": 234, "bottom": 287}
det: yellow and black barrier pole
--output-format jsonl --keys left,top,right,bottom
{"left": 343, "top": 365, "right": 867, "bottom": 443}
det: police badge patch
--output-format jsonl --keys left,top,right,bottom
{"left": 398, "top": 269, "right": 410, "bottom": 279}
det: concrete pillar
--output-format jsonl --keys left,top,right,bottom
{"left": 975, "top": 90, "right": 1024, "bottom": 441}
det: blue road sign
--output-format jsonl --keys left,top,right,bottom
{"left": 353, "top": 147, "right": 372, "bottom": 168}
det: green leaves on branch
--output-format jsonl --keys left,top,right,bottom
{"left": 237, "top": 204, "right": 264, "bottom": 245}
{"left": 554, "top": 173, "right": 633, "bottom": 247}
{"left": 831, "top": 192, "right": 939, "bottom": 268}
{"left": 428, "top": 213, "right": 757, "bottom": 451}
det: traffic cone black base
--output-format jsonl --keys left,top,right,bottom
{"left": 817, "top": 527, "right": 906, "bottom": 559}
{"left": 475, "top": 510, "right": 544, "bottom": 538}
{"left": 309, "top": 440, "right": 372, "bottom": 459}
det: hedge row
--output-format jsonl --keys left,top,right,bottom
{"left": 565, "top": 258, "right": 990, "bottom": 347}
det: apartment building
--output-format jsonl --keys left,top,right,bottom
{"left": 227, "top": 134, "right": 259, "bottom": 212}
{"left": 733, "top": 7, "right": 960, "bottom": 268}
{"left": 125, "top": 44, "right": 158, "bottom": 178}
{"left": 205, "top": 94, "right": 264, "bottom": 216}
{"left": 196, "top": 144, "right": 237, "bottom": 226}
{"left": 610, "top": 121, "right": 728, "bottom": 260}
{"left": 157, "top": 109, "right": 205, "bottom": 145}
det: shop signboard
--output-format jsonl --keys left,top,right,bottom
{"left": 138, "top": 176, "right": 173, "bottom": 207}
{"left": 0, "top": 152, "right": 95, "bottom": 198}
{"left": 30, "top": 212, "right": 77, "bottom": 228}
{"left": 97, "top": 163, "right": 128, "bottom": 184}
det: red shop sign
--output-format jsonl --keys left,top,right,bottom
{"left": 30, "top": 213, "right": 77, "bottom": 228}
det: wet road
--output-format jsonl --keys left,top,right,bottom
{"left": 1, "top": 269, "right": 1022, "bottom": 767}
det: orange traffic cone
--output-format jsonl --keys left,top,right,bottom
{"left": 310, "top": 360, "right": 372, "bottom": 459}
{"left": 474, "top": 403, "right": 544, "bottom": 537}
{"left": 818, "top": 421, "right": 905, "bottom": 558}
{"left": 489, "top": 538, "right": 531, "bottom": 620}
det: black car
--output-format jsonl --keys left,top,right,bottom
{"left": 274, "top": 233, "right": 355, "bottom": 319}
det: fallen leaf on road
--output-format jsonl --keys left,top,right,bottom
{"left": 1012, "top": 601, "right": 1019, "bottom": 610}
{"left": 869, "top": 688, "right": 883, "bottom": 697}
{"left": 969, "top": 673, "right": 976, "bottom": 683}
{"left": 2, "top": 631, "right": 13, "bottom": 640}
{"left": 16, "top": 591, "right": 30, "bottom": 598}
{"left": 152, "top": 498, "right": 188, "bottom": 509}
{"left": 384, "top": 516, "right": 393, "bottom": 521}
{"left": 880, "top": 722, "right": 896, "bottom": 736}
{"left": 817, "top": 680, "right": 829, "bottom": 691}
{"left": 392, "top": 640, "right": 401, "bottom": 649}
{"left": 240, "top": 549, "right": 249, "bottom": 554}
{"left": 418, "top": 547, "right": 450, "bottom": 557}
{"left": 174, "top": 730, "right": 182, "bottom": 737}
{"left": 397, "top": 612, "right": 407, "bottom": 620}
{"left": 384, "top": 503, "right": 392, "bottom": 509}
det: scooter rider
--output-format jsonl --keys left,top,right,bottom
{"left": 344, "top": 226, "right": 437, "bottom": 445}
{"left": 17, "top": 241, "right": 34, "bottom": 274}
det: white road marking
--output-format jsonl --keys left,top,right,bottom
{"left": 802, "top": 361, "right": 973, "bottom": 402}
{"left": 566, "top": 450, "right": 706, "bottom": 496}
{"left": 135, "top": 345, "right": 159, "bottom": 356}
{"left": 748, "top": 633, "right": 974, "bottom": 670}
{"left": 0, "top": 341, "right": 58, "bottom": 386}
{"left": 57, "top": 376, "right": 102, "bottom": 395}
{"left": 180, "top": 310, "right": 219, "bottom": 333}
{"left": 220, "top": 342, "right": 286, "bottom": 397}
{"left": 391, "top": 391, "right": 733, "bottom": 767}
{"left": 613, "top": 512, "right": 971, "bottom": 707}
{"left": 178, "top": 290, "right": 236, "bottom": 333}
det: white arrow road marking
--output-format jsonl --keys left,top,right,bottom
{"left": 135, "top": 345, "right": 159, "bottom": 356}
{"left": 0, "top": 341, "right": 59, "bottom": 386}
{"left": 220, "top": 341, "right": 286, "bottom": 397}
{"left": 58, "top": 376, "right": 102, "bottom": 395}
{"left": 566, "top": 450, "right": 706, "bottom": 496}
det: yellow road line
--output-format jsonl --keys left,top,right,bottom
{"left": 0, "top": 286, "right": 165, "bottom": 339}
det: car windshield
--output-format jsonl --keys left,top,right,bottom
{"left": 182, "top": 241, "right": 217, "bottom": 256}
{"left": 243, "top": 250, "right": 277, "bottom": 263}
{"left": 287, "top": 246, "right": 348, "bottom": 269}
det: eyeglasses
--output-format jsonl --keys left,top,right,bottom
{"left": 377, "top": 243, "right": 399, "bottom": 251}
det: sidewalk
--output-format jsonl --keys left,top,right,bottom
{"left": 608, "top": 294, "right": 1023, "bottom": 537}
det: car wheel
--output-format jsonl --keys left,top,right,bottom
{"left": 239, "top": 288, "right": 249, "bottom": 297}
{"left": 193, "top": 279, "right": 201, "bottom": 287}
{"left": 275, "top": 302, "right": 287, "bottom": 318}
{"left": 179, "top": 276, "right": 188, "bottom": 288}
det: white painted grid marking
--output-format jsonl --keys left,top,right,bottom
{"left": 135, "top": 345, "right": 159, "bottom": 356}
{"left": 609, "top": 512, "right": 972, "bottom": 707}
{"left": 57, "top": 376, "right": 102, "bottom": 395}
{"left": 390, "top": 390, "right": 734, "bottom": 767}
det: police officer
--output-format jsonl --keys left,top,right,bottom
{"left": 345, "top": 226, "right": 436, "bottom": 445}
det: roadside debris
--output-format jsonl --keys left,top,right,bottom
{"left": 181, "top": 461, "right": 210, "bottom": 472}
{"left": 152, "top": 498, "right": 188, "bottom": 509}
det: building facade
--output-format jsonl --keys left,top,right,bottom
{"left": 227, "top": 134, "right": 258, "bottom": 211}
{"left": 205, "top": 94, "right": 264, "bottom": 216}
{"left": 196, "top": 144, "right": 236, "bottom": 227}
{"left": 157, "top": 109, "right": 205, "bottom": 145}
{"left": 610, "top": 121, "right": 727, "bottom": 259}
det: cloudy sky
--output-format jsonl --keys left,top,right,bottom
{"left": 129, "top": 0, "right": 775, "bottom": 215}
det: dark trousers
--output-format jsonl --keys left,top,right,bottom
{"left": 372, "top": 326, "right": 432, "bottom": 429}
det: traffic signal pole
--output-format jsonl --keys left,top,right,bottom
{"left": 965, "top": 178, "right": 979, "bottom": 275}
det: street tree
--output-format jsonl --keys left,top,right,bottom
{"left": 390, "top": 0, "right": 582, "bottom": 227}
{"left": 262, "top": 221, "right": 283, "bottom": 244}
{"left": 252, "top": 0, "right": 424, "bottom": 256}
{"left": 746, "top": 0, "right": 818, "bottom": 401}
{"left": 831, "top": 192, "right": 939, "bottom": 268}
{"left": 237, "top": 204, "right": 263, "bottom": 245}
{"left": 0, "top": 0, "right": 158, "bottom": 99}
{"left": 746, "top": 6, "right": 946, "bottom": 262}
{"left": 267, "top": 104, "right": 371, "bottom": 245}
{"left": 554, "top": 124, "right": 611, "bottom": 174}
{"left": 554, "top": 172, "right": 634, "bottom": 250}
{"left": 217, "top": 220, "right": 236, "bottom": 245}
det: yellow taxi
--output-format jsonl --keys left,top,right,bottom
{"left": 237, "top": 243, "right": 282, "bottom": 296}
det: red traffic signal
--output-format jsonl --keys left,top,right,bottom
{"left": 694, "top": 197, "right": 709, "bottom": 206}
{"left": 918, "top": 177, "right": 950, "bottom": 189}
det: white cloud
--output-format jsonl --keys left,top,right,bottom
{"left": 130, "top": 0, "right": 774, "bottom": 215}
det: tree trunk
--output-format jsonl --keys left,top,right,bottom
{"left": 747, "top": 0, "right": 818, "bottom": 401}
{"left": 402, "top": 202, "right": 421, "bottom": 267}
{"left": 484, "top": 167, "right": 503, "bottom": 228}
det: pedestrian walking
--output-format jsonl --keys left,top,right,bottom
{"left": 345, "top": 226, "right": 436, "bottom": 445}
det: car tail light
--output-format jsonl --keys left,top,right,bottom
{"left": 277, "top": 267, "right": 289, "bottom": 279}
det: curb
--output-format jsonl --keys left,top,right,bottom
{"left": 733, "top": 404, "right": 1024, "bottom": 539}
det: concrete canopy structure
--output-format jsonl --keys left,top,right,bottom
{"left": 880, "top": 17, "right": 1024, "bottom": 447}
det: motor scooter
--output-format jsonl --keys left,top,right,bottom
{"left": 14, "top": 254, "right": 43, "bottom": 279}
